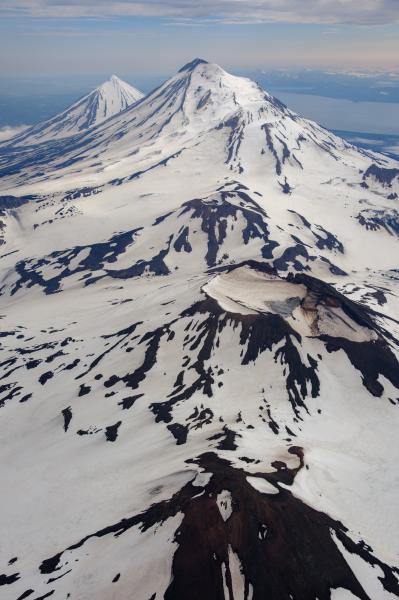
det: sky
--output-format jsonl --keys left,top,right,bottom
{"left": 0, "top": 1, "right": 399, "bottom": 76}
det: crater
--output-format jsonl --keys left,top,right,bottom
{"left": 203, "top": 264, "right": 377, "bottom": 343}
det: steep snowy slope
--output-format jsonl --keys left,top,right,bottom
{"left": 0, "top": 75, "right": 143, "bottom": 147}
{"left": 0, "top": 60, "right": 399, "bottom": 600}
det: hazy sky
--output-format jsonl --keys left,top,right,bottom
{"left": 0, "top": 1, "right": 398, "bottom": 76}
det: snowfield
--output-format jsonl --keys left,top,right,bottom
{"left": 0, "top": 58, "right": 399, "bottom": 600}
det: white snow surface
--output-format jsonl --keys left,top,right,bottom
{"left": 0, "top": 58, "right": 398, "bottom": 599}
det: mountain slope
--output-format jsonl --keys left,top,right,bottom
{"left": 0, "top": 75, "right": 144, "bottom": 147}
{"left": 0, "top": 60, "right": 399, "bottom": 600}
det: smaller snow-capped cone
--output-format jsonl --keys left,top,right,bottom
{"left": 93, "top": 75, "right": 144, "bottom": 123}
{"left": 2, "top": 75, "right": 144, "bottom": 147}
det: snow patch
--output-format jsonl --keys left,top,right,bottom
{"left": 216, "top": 490, "right": 233, "bottom": 522}
{"left": 246, "top": 476, "right": 279, "bottom": 495}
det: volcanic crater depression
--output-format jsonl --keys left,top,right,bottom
{"left": 203, "top": 264, "right": 378, "bottom": 342}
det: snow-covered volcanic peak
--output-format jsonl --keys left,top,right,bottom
{"left": 87, "top": 74, "right": 144, "bottom": 124}
{"left": 1, "top": 56, "right": 390, "bottom": 193}
{"left": 0, "top": 59, "right": 399, "bottom": 599}
{"left": 1, "top": 75, "right": 143, "bottom": 147}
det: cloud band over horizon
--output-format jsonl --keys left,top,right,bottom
{"left": 0, "top": 0, "right": 398, "bottom": 76}
{"left": 2, "top": 0, "right": 399, "bottom": 26}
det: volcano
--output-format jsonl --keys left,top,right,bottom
{"left": 0, "top": 59, "right": 398, "bottom": 600}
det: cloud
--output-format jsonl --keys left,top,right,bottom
{"left": 347, "top": 136, "right": 385, "bottom": 145}
{"left": 1, "top": 0, "right": 399, "bottom": 25}
{"left": 0, "top": 125, "right": 29, "bottom": 142}
{"left": 385, "top": 144, "right": 399, "bottom": 154}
